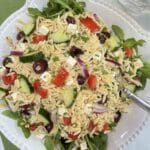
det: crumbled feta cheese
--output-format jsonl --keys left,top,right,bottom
{"left": 10, "top": 92, "right": 18, "bottom": 100}
{"left": 66, "top": 79, "right": 74, "bottom": 86}
{"left": 38, "top": 26, "right": 49, "bottom": 35}
{"left": 67, "top": 24, "right": 78, "bottom": 34}
{"left": 7, "top": 101, "right": 17, "bottom": 112}
{"left": 16, "top": 43, "right": 26, "bottom": 51}
{"left": 133, "top": 59, "right": 143, "bottom": 69}
{"left": 66, "top": 56, "right": 77, "bottom": 67}
{"left": 58, "top": 107, "right": 67, "bottom": 116}
{"left": 93, "top": 52, "right": 102, "bottom": 60}
{"left": 34, "top": 126, "right": 46, "bottom": 139}
{"left": 114, "top": 49, "right": 123, "bottom": 57}
{"left": 40, "top": 72, "right": 51, "bottom": 82}
{"left": 84, "top": 103, "right": 92, "bottom": 115}
{"left": 80, "top": 142, "right": 88, "bottom": 150}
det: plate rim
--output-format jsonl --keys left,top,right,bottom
{"left": 0, "top": 0, "right": 149, "bottom": 150}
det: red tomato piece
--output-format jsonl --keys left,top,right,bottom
{"left": 87, "top": 74, "right": 97, "bottom": 90}
{"left": 33, "top": 80, "right": 48, "bottom": 99}
{"left": 80, "top": 16, "right": 100, "bottom": 33}
{"left": 29, "top": 123, "right": 43, "bottom": 131}
{"left": 102, "top": 123, "right": 109, "bottom": 132}
{"left": 125, "top": 48, "right": 133, "bottom": 58}
{"left": 33, "top": 80, "right": 41, "bottom": 91}
{"left": 63, "top": 117, "right": 71, "bottom": 126}
{"left": 88, "top": 120, "right": 96, "bottom": 131}
{"left": 38, "top": 88, "right": 48, "bottom": 99}
{"left": 68, "top": 132, "right": 79, "bottom": 140}
{"left": 52, "top": 67, "right": 69, "bottom": 87}
{"left": 32, "top": 34, "right": 48, "bottom": 44}
{"left": 2, "top": 72, "right": 17, "bottom": 85}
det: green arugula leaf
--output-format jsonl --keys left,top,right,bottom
{"left": 17, "top": 118, "right": 31, "bottom": 138}
{"left": 85, "top": 135, "right": 96, "bottom": 150}
{"left": 44, "top": 136, "right": 55, "bottom": 150}
{"left": 112, "top": 25, "right": 124, "bottom": 41}
{"left": 140, "top": 62, "right": 150, "bottom": 78}
{"left": 123, "top": 38, "right": 145, "bottom": 48}
{"left": 28, "top": 8, "right": 42, "bottom": 17}
{"left": 85, "top": 133, "right": 108, "bottom": 150}
{"left": 2, "top": 110, "right": 20, "bottom": 120}
{"left": 28, "top": 0, "right": 85, "bottom": 19}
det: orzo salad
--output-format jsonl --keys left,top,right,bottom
{"left": 0, "top": 0, "right": 150, "bottom": 150}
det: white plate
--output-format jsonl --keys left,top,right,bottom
{"left": 0, "top": 0, "right": 150, "bottom": 150}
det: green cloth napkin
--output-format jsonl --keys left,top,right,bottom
{"left": 0, "top": 1, "right": 25, "bottom": 149}
{"left": 0, "top": 0, "right": 25, "bottom": 24}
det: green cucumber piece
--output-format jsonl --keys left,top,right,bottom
{"left": 125, "top": 84, "right": 136, "bottom": 93}
{"left": 52, "top": 31, "right": 70, "bottom": 43}
{"left": 37, "top": 114, "right": 49, "bottom": 124}
{"left": 19, "top": 52, "right": 44, "bottom": 63}
{"left": 39, "top": 108, "right": 50, "bottom": 122}
{"left": 49, "top": 126, "right": 58, "bottom": 136}
{"left": 19, "top": 75, "right": 33, "bottom": 93}
{"left": 0, "top": 88, "right": 7, "bottom": 99}
{"left": 106, "top": 35, "right": 119, "bottom": 50}
{"left": 62, "top": 88, "right": 77, "bottom": 108}
{"left": 22, "top": 22, "right": 35, "bottom": 35}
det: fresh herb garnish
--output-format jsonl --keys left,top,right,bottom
{"left": 28, "top": 0, "right": 85, "bottom": 19}
{"left": 123, "top": 38, "right": 145, "bottom": 48}
{"left": 52, "top": 56, "right": 59, "bottom": 62}
{"left": 2, "top": 110, "right": 20, "bottom": 120}
{"left": 85, "top": 133, "right": 108, "bottom": 150}
{"left": 112, "top": 25, "right": 145, "bottom": 49}
{"left": 44, "top": 136, "right": 55, "bottom": 150}
{"left": 2, "top": 110, "right": 31, "bottom": 138}
{"left": 112, "top": 25, "right": 124, "bottom": 41}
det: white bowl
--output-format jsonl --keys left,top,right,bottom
{"left": 0, "top": 0, "right": 150, "bottom": 150}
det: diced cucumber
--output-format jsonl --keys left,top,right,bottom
{"left": 39, "top": 108, "right": 50, "bottom": 121}
{"left": 0, "top": 88, "right": 7, "bottom": 99}
{"left": 19, "top": 52, "right": 44, "bottom": 63}
{"left": 49, "top": 126, "right": 58, "bottom": 136}
{"left": 62, "top": 88, "right": 77, "bottom": 108}
{"left": 37, "top": 114, "right": 49, "bottom": 124}
{"left": 19, "top": 75, "right": 33, "bottom": 93}
{"left": 22, "top": 22, "right": 35, "bottom": 35}
{"left": 52, "top": 31, "right": 70, "bottom": 43}
{"left": 125, "top": 84, "right": 136, "bottom": 93}
{"left": 105, "top": 35, "right": 119, "bottom": 50}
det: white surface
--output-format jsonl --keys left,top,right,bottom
{"left": 0, "top": 0, "right": 150, "bottom": 150}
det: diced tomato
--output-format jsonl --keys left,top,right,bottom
{"left": 68, "top": 132, "right": 79, "bottom": 140}
{"left": 33, "top": 80, "right": 48, "bottom": 99}
{"left": 52, "top": 67, "right": 69, "bottom": 87}
{"left": 38, "top": 88, "right": 48, "bottom": 99}
{"left": 80, "top": 16, "right": 100, "bottom": 33}
{"left": 102, "top": 123, "right": 109, "bottom": 132}
{"left": 32, "top": 34, "right": 48, "bottom": 44}
{"left": 125, "top": 48, "right": 133, "bottom": 58}
{"left": 88, "top": 120, "right": 96, "bottom": 131}
{"left": 87, "top": 74, "right": 97, "bottom": 90}
{"left": 29, "top": 123, "right": 43, "bottom": 131}
{"left": 33, "top": 80, "right": 41, "bottom": 91}
{"left": 2, "top": 72, "right": 17, "bottom": 85}
{"left": 63, "top": 117, "right": 71, "bottom": 126}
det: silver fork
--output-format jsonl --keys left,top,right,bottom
{"left": 123, "top": 88, "right": 150, "bottom": 111}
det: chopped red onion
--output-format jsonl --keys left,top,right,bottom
{"left": 106, "top": 58, "right": 121, "bottom": 67}
{"left": 92, "top": 103, "right": 107, "bottom": 114}
{"left": 76, "top": 57, "right": 89, "bottom": 78}
{"left": 10, "top": 51, "right": 24, "bottom": 56}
